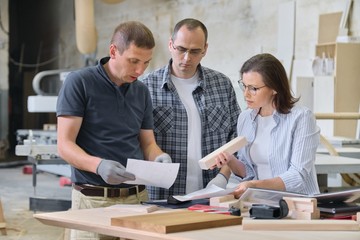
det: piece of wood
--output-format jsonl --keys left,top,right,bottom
{"left": 242, "top": 219, "right": 360, "bottom": 231}
{"left": 315, "top": 112, "right": 360, "bottom": 120}
{"left": 283, "top": 197, "right": 320, "bottom": 220}
{"left": 111, "top": 210, "right": 242, "bottom": 234}
{"left": 198, "top": 136, "right": 247, "bottom": 170}
{"left": 318, "top": 12, "right": 342, "bottom": 44}
{"left": 0, "top": 199, "right": 7, "bottom": 235}
{"left": 210, "top": 195, "right": 235, "bottom": 205}
{"left": 291, "top": 210, "right": 320, "bottom": 220}
{"left": 106, "top": 204, "right": 161, "bottom": 214}
{"left": 210, "top": 195, "right": 241, "bottom": 209}
{"left": 284, "top": 197, "right": 317, "bottom": 214}
{"left": 283, "top": 197, "right": 317, "bottom": 211}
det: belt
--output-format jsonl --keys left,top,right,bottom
{"left": 73, "top": 184, "right": 146, "bottom": 198}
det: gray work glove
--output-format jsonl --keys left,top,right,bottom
{"left": 96, "top": 159, "right": 135, "bottom": 185}
{"left": 206, "top": 173, "right": 228, "bottom": 189}
{"left": 154, "top": 153, "right": 172, "bottom": 163}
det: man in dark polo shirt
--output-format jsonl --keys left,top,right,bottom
{"left": 56, "top": 21, "right": 171, "bottom": 240}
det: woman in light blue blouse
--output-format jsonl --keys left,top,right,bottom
{"left": 214, "top": 53, "right": 320, "bottom": 198}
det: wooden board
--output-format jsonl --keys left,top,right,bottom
{"left": 318, "top": 12, "right": 342, "bottom": 44}
{"left": 198, "top": 136, "right": 247, "bottom": 170}
{"left": 242, "top": 219, "right": 359, "bottom": 231}
{"left": 111, "top": 210, "right": 242, "bottom": 234}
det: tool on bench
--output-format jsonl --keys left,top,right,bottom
{"left": 249, "top": 199, "right": 289, "bottom": 219}
{"left": 188, "top": 204, "right": 241, "bottom": 216}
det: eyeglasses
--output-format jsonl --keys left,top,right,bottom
{"left": 171, "top": 42, "right": 204, "bottom": 56}
{"left": 238, "top": 80, "right": 266, "bottom": 96}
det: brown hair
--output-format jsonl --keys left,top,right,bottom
{"left": 240, "top": 53, "right": 299, "bottom": 114}
{"left": 111, "top": 21, "right": 155, "bottom": 54}
{"left": 171, "top": 18, "right": 208, "bottom": 44}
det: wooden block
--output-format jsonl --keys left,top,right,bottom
{"left": 242, "top": 219, "right": 360, "bottom": 231}
{"left": 106, "top": 204, "right": 161, "bottom": 214}
{"left": 218, "top": 200, "right": 242, "bottom": 209}
{"left": 198, "top": 136, "right": 247, "bottom": 170}
{"left": 210, "top": 195, "right": 235, "bottom": 206}
{"left": 318, "top": 12, "right": 342, "bottom": 44}
{"left": 283, "top": 197, "right": 320, "bottom": 220}
{"left": 283, "top": 197, "right": 317, "bottom": 212}
{"left": 111, "top": 210, "right": 242, "bottom": 234}
{"left": 210, "top": 195, "right": 242, "bottom": 209}
{"left": 0, "top": 200, "right": 7, "bottom": 235}
{"left": 290, "top": 209, "right": 320, "bottom": 220}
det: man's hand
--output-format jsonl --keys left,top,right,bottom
{"left": 96, "top": 159, "right": 135, "bottom": 185}
{"left": 206, "top": 173, "right": 228, "bottom": 189}
{"left": 154, "top": 153, "right": 172, "bottom": 163}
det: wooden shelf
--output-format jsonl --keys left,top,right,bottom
{"left": 314, "top": 42, "right": 360, "bottom": 138}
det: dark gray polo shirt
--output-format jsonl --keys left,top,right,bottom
{"left": 56, "top": 57, "right": 154, "bottom": 187}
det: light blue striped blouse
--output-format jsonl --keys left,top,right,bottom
{"left": 235, "top": 105, "right": 320, "bottom": 195}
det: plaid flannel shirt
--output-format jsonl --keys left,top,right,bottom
{"left": 142, "top": 60, "right": 240, "bottom": 200}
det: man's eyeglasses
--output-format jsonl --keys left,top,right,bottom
{"left": 238, "top": 80, "right": 266, "bottom": 96}
{"left": 171, "top": 42, "right": 204, "bottom": 56}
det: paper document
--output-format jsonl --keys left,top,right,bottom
{"left": 172, "top": 185, "right": 236, "bottom": 202}
{"left": 124, "top": 159, "right": 179, "bottom": 189}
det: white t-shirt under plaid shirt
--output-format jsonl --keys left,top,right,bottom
{"left": 142, "top": 60, "right": 241, "bottom": 200}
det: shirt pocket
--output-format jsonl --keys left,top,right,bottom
{"left": 153, "top": 106, "right": 173, "bottom": 134}
{"left": 207, "top": 105, "right": 231, "bottom": 132}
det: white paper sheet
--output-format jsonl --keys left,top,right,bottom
{"left": 172, "top": 185, "right": 237, "bottom": 202}
{"left": 124, "top": 159, "right": 180, "bottom": 189}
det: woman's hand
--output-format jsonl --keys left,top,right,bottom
{"left": 210, "top": 151, "right": 237, "bottom": 169}
{"left": 232, "top": 181, "right": 256, "bottom": 199}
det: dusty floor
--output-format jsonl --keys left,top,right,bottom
{"left": 0, "top": 160, "right": 71, "bottom": 240}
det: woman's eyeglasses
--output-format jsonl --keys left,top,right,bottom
{"left": 238, "top": 80, "right": 266, "bottom": 96}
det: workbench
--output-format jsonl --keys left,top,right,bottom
{"left": 34, "top": 205, "right": 360, "bottom": 240}
{"left": 315, "top": 154, "right": 360, "bottom": 175}
{"left": 315, "top": 153, "right": 360, "bottom": 190}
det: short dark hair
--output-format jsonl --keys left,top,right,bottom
{"left": 171, "top": 18, "right": 208, "bottom": 44}
{"left": 240, "top": 53, "right": 299, "bottom": 114}
{"left": 111, "top": 21, "right": 155, "bottom": 54}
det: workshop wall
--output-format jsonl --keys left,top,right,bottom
{"left": 0, "top": 0, "right": 360, "bottom": 157}
{"left": 93, "top": 0, "right": 360, "bottom": 76}
{"left": 1, "top": 0, "right": 359, "bottom": 95}
{"left": 60, "top": 0, "right": 360, "bottom": 106}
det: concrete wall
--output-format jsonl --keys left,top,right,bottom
{"left": 0, "top": 0, "right": 360, "bottom": 150}
{"left": 91, "top": 0, "right": 360, "bottom": 76}
{"left": 73, "top": 0, "right": 360, "bottom": 108}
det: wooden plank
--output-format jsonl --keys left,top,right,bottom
{"left": 318, "top": 12, "right": 342, "bottom": 44}
{"left": 315, "top": 112, "right": 360, "bottom": 120}
{"left": 198, "top": 136, "right": 247, "bottom": 170}
{"left": 0, "top": 199, "right": 6, "bottom": 235}
{"left": 111, "top": 210, "right": 242, "bottom": 234}
{"left": 242, "top": 219, "right": 360, "bottom": 231}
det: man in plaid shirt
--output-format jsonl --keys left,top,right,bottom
{"left": 142, "top": 18, "right": 240, "bottom": 200}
